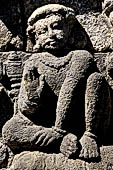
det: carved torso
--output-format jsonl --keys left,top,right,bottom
{"left": 30, "top": 52, "right": 72, "bottom": 96}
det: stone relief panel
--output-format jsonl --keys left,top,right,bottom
{"left": 1, "top": 1, "right": 113, "bottom": 170}
{"left": 0, "top": 3, "right": 111, "bottom": 169}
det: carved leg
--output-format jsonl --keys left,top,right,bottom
{"left": 2, "top": 113, "right": 64, "bottom": 153}
{"left": 55, "top": 51, "right": 94, "bottom": 130}
{"left": 2, "top": 113, "right": 44, "bottom": 152}
{"left": 80, "top": 72, "right": 111, "bottom": 159}
{"left": 55, "top": 51, "right": 95, "bottom": 157}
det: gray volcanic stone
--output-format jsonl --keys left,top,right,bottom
{"left": 2, "top": 5, "right": 112, "bottom": 166}
{"left": 1, "top": 2, "right": 113, "bottom": 170}
{"left": 60, "top": 133, "right": 78, "bottom": 158}
{"left": 0, "top": 20, "right": 12, "bottom": 51}
{"left": 24, "top": 0, "right": 102, "bottom": 19}
{"left": 77, "top": 13, "right": 113, "bottom": 51}
{"left": 7, "top": 146, "right": 113, "bottom": 170}
{"left": 0, "top": 0, "right": 23, "bottom": 51}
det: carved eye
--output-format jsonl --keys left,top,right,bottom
{"left": 40, "top": 28, "right": 47, "bottom": 34}
{"left": 37, "top": 27, "right": 47, "bottom": 35}
{"left": 52, "top": 23, "right": 60, "bottom": 29}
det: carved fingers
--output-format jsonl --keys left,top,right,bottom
{"left": 24, "top": 66, "right": 40, "bottom": 84}
{"left": 24, "top": 67, "right": 45, "bottom": 100}
{"left": 32, "top": 128, "right": 62, "bottom": 147}
{"left": 36, "top": 74, "right": 45, "bottom": 95}
{"left": 79, "top": 132, "right": 99, "bottom": 159}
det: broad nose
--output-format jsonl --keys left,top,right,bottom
{"left": 48, "top": 26, "right": 55, "bottom": 37}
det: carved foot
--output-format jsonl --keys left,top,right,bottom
{"left": 79, "top": 132, "right": 99, "bottom": 160}
{"left": 60, "top": 133, "right": 79, "bottom": 158}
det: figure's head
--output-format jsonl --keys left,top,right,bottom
{"left": 27, "top": 4, "right": 76, "bottom": 53}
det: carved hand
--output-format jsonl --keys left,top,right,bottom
{"left": 79, "top": 132, "right": 99, "bottom": 159}
{"left": 24, "top": 67, "right": 44, "bottom": 101}
{"left": 31, "top": 128, "right": 63, "bottom": 147}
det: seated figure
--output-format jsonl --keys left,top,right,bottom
{"left": 2, "top": 4, "right": 111, "bottom": 159}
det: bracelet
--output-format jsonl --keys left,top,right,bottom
{"left": 52, "top": 126, "right": 67, "bottom": 135}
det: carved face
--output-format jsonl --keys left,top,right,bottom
{"left": 33, "top": 14, "right": 69, "bottom": 52}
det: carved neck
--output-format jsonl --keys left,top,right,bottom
{"left": 38, "top": 52, "right": 72, "bottom": 69}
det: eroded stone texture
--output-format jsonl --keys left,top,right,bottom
{"left": 23, "top": 0, "right": 102, "bottom": 19}
{"left": 94, "top": 52, "right": 113, "bottom": 144}
{"left": 0, "top": 0, "right": 23, "bottom": 51}
{"left": 0, "top": 20, "right": 23, "bottom": 52}
{"left": 60, "top": 133, "right": 78, "bottom": 158}
{"left": 2, "top": 6, "right": 113, "bottom": 170}
{"left": 76, "top": 0, "right": 113, "bottom": 52}
{"left": 7, "top": 146, "right": 113, "bottom": 170}
{"left": 26, "top": 4, "right": 88, "bottom": 52}
{"left": 0, "top": 20, "right": 12, "bottom": 51}
{"left": 77, "top": 13, "right": 113, "bottom": 52}
{"left": 1, "top": 1, "right": 113, "bottom": 170}
{"left": 0, "top": 51, "right": 31, "bottom": 139}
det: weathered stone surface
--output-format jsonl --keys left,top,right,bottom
{"left": 0, "top": 141, "right": 7, "bottom": 165}
{"left": 0, "top": 20, "right": 23, "bottom": 51}
{"left": 0, "top": 0, "right": 103, "bottom": 52}
{"left": 7, "top": 146, "right": 113, "bottom": 170}
{"left": 23, "top": 0, "right": 102, "bottom": 19}
{"left": 60, "top": 133, "right": 78, "bottom": 158}
{"left": 94, "top": 52, "right": 113, "bottom": 90}
{"left": 77, "top": 13, "right": 113, "bottom": 51}
{"left": 0, "top": 51, "right": 31, "bottom": 139}
{"left": 0, "top": 0, "right": 23, "bottom": 51}
{"left": 0, "top": 51, "right": 31, "bottom": 63}
{"left": 26, "top": 4, "right": 88, "bottom": 52}
{"left": 2, "top": 6, "right": 112, "bottom": 168}
{"left": 0, "top": 20, "right": 13, "bottom": 51}
{"left": 1, "top": 1, "right": 113, "bottom": 170}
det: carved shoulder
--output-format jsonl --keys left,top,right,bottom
{"left": 71, "top": 50, "right": 93, "bottom": 59}
{"left": 70, "top": 50, "right": 94, "bottom": 65}
{"left": 23, "top": 54, "right": 41, "bottom": 74}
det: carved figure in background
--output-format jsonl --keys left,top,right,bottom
{"left": 2, "top": 4, "right": 111, "bottom": 159}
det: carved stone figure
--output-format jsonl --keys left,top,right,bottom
{"left": 2, "top": 4, "right": 111, "bottom": 161}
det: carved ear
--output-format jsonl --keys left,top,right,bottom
{"left": 26, "top": 38, "right": 34, "bottom": 52}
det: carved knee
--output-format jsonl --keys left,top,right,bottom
{"left": 2, "top": 116, "right": 26, "bottom": 150}
{"left": 85, "top": 72, "right": 111, "bottom": 139}
{"left": 87, "top": 72, "right": 104, "bottom": 90}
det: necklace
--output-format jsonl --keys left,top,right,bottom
{"left": 38, "top": 52, "right": 72, "bottom": 69}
